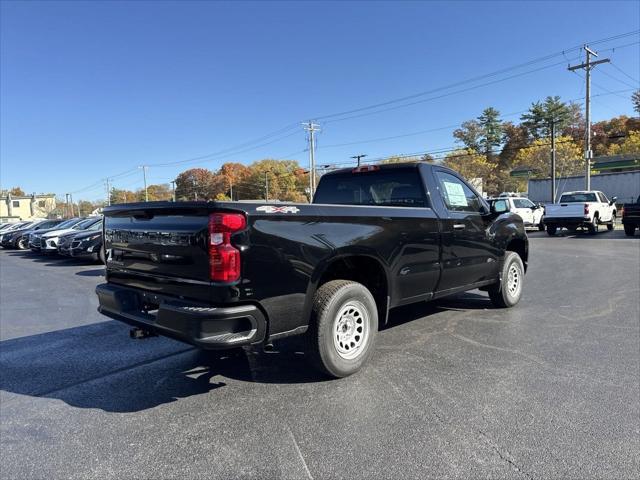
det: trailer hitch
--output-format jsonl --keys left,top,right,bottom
{"left": 129, "top": 327, "right": 157, "bottom": 339}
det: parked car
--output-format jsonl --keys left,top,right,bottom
{"left": 0, "top": 221, "right": 31, "bottom": 240}
{"left": 3, "top": 219, "right": 65, "bottom": 250}
{"left": 621, "top": 195, "right": 640, "bottom": 237}
{"left": 543, "top": 190, "right": 617, "bottom": 236}
{"left": 0, "top": 220, "right": 46, "bottom": 248}
{"left": 488, "top": 196, "right": 545, "bottom": 231}
{"left": 96, "top": 163, "right": 529, "bottom": 378}
{"left": 57, "top": 220, "right": 104, "bottom": 262}
{"left": 29, "top": 218, "right": 86, "bottom": 252}
{"left": 38, "top": 217, "right": 101, "bottom": 254}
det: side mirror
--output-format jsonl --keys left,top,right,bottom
{"left": 610, "top": 196, "right": 617, "bottom": 205}
{"left": 492, "top": 199, "right": 509, "bottom": 214}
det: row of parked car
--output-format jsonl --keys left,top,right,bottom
{"left": 0, "top": 216, "right": 105, "bottom": 262}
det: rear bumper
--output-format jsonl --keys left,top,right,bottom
{"left": 95, "top": 283, "right": 267, "bottom": 350}
{"left": 544, "top": 216, "right": 592, "bottom": 228}
{"left": 622, "top": 217, "right": 640, "bottom": 227}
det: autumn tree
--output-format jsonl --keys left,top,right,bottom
{"left": 110, "top": 188, "right": 136, "bottom": 204}
{"left": 218, "top": 162, "right": 250, "bottom": 200}
{"left": 9, "top": 187, "right": 25, "bottom": 196}
{"left": 175, "top": 168, "right": 224, "bottom": 201}
{"left": 442, "top": 149, "right": 500, "bottom": 193}
{"left": 513, "top": 136, "right": 583, "bottom": 178}
{"left": 137, "top": 183, "right": 172, "bottom": 202}
{"left": 239, "top": 159, "right": 307, "bottom": 202}
{"left": 606, "top": 130, "right": 640, "bottom": 155}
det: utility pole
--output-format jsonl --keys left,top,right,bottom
{"left": 229, "top": 179, "right": 233, "bottom": 201}
{"left": 264, "top": 172, "right": 269, "bottom": 201}
{"left": 170, "top": 180, "right": 176, "bottom": 202}
{"left": 550, "top": 120, "right": 556, "bottom": 203}
{"left": 139, "top": 165, "right": 149, "bottom": 201}
{"left": 303, "top": 122, "right": 320, "bottom": 198}
{"left": 105, "top": 178, "right": 111, "bottom": 206}
{"left": 193, "top": 179, "right": 198, "bottom": 201}
{"left": 568, "top": 45, "right": 610, "bottom": 190}
{"left": 69, "top": 194, "right": 75, "bottom": 216}
{"left": 65, "top": 193, "right": 70, "bottom": 218}
{"left": 351, "top": 154, "right": 367, "bottom": 167}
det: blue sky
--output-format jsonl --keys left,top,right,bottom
{"left": 1, "top": 0, "right": 638, "bottom": 201}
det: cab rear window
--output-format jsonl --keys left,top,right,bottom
{"left": 313, "top": 168, "right": 429, "bottom": 208}
{"left": 560, "top": 193, "right": 597, "bottom": 202}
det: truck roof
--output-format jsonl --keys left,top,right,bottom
{"left": 322, "top": 161, "right": 432, "bottom": 177}
{"left": 561, "top": 190, "right": 601, "bottom": 195}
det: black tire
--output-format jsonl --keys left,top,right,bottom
{"left": 624, "top": 224, "right": 636, "bottom": 236}
{"left": 607, "top": 213, "right": 615, "bottom": 231}
{"left": 305, "top": 280, "right": 378, "bottom": 378}
{"left": 98, "top": 247, "right": 106, "bottom": 265}
{"left": 488, "top": 251, "right": 524, "bottom": 308}
{"left": 546, "top": 225, "right": 557, "bottom": 236}
{"left": 538, "top": 221, "right": 545, "bottom": 232}
{"left": 587, "top": 215, "right": 599, "bottom": 235}
{"left": 17, "top": 237, "right": 28, "bottom": 250}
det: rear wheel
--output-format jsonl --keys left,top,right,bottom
{"left": 607, "top": 213, "right": 615, "bottom": 231}
{"left": 546, "top": 225, "right": 557, "bottom": 236}
{"left": 588, "top": 215, "right": 599, "bottom": 235}
{"left": 624, "top": 224, "right": 636, "bottom": 236}
{"left": 305, "top": 280, "right": 378, "bottom": 378}
{"left": 17, "top": 237, "right": 28, "bottom": 250}
{"left": 488, "top": 251, "right": 524, "bottom": 308}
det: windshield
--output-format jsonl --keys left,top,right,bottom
{"left": 86, "top": 221, "right": 103, "bottom": 231}
{"left": 53, "top": 218, "right": 80, "bottom": 230}
{"left": 74, "top": 218, "right": 100, "bottom": 230}
{"left": 560, "top": 193, "right": 597, "bottom": 203}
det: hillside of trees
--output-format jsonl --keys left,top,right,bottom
{"left": 11, "top": 92, "right": 640, "bottom": 212}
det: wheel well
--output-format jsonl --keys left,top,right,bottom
{"left": 506, "top": 238, "right": 528, "bottom": 272}
{"left": 318, "top": 256, "right": 389, "bottom": 325}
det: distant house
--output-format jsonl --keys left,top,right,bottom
{"left": 0, "top": 193, "right": 57, "bottom": 223}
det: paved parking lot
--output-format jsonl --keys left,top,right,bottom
{"left": 1, "top": 230, "right": 639, "bottom": 479}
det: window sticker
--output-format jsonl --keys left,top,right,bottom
{"left": 443, "top": 181, "right": 468, "bottom": 207}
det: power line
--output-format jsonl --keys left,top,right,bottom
{"left": 608, "top": 61, "right": 639, "bottom": 84}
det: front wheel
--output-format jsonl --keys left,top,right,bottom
{"left": 17, "top": 237, "right": 28, "bottom": 250}
{"left": 546, "top": 225, "right": 557, "bottom": 236}
{"left": 305, "top": 280, "right": 378, "bottom": 378}
{"left": 488, "top": 252, "right": 524, "bottom": 308}
{"left": 538, "top": 221, "right": 545, "bottom": 232}
{"left": 607, "top": 214, "right": 615, "bottom": 231}
{"left": 624, "top": 224, "right": 636, "bottom": 236}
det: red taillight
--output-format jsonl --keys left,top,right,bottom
{"left": 584, "top": 203, "right": 590, "bottom": 215}
{"left": 208, "top": 213, "right": 246, "bottom": 282}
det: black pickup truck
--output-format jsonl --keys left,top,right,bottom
{"left": 622, "top": 196, "right": 640, "bottom": 236}
{"left": 96, "top": 163, "right": 528, "bottom": 377}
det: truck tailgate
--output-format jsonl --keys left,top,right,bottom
{"left": 103, "top": 203, "right": 216, "bottom": 302}
{"left": 545, "top": 204, "right": 584, "bottom": 218}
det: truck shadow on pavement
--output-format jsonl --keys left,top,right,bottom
{"left": 0, "top": 295, "right": 491, "bottom": 413}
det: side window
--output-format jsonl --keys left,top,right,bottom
{"left": 599, "top": 192, "right": 609, "bottom": 203}
{"left": 435, "top": 171, "right": 484, "bottom": 213}
{"left": 513, "top": 199, "right": 528, "bottom": 209}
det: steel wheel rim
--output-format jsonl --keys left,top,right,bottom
{"left": 506, "top": 263, "right": 521, "bottom": 297}
{"left": 333, "top": 301, "right": 370, "bottom": 360}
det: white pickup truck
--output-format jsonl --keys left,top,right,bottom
{"left": 488, "top": 196, "right": 545, "bottom": 230}
{"left": 544, "top": 190, "right": 617, "bottom": 236}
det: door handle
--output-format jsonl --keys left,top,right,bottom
{"left": 453, "top": 223, "right": 466, "bottom": 230}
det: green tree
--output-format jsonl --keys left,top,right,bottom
{"left": 632, "top": 90, "right": 640, "bottom": 114}
{"left": 521, "top": 96, "right": 582, "bottom": 139}
{"left": 110, "top": 188, "right": 136, "bottom": 204}
{"left": 477, "top": 107, "right": 503, "bottom": 156}
{"left": 241, "top": 159, "right": 307, "bottom": 202}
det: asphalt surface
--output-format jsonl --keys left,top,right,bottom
{"left": 1, "top": 230, "right": 639, "bottom": 479}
